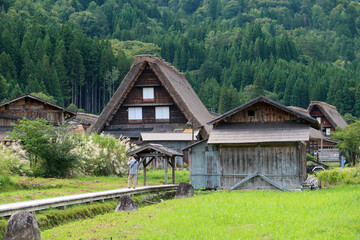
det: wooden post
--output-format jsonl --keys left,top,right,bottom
{"left": 143, "top": 157, "right": 146, "bottom": 186}
{"left": 172, "top": 156, "right": 175, "bottom": 184}
{"left": 164, "top": 156, "right": 168, "bottom": 185}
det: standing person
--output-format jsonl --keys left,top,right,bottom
{"left": 127, "top": 156, "right": 139, "bottom": 189}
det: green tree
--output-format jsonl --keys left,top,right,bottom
{"left": 0, "top": 74, "right": 9, "bottom": 102}
{"left": 332, "top": 121, "right": 360, "bottom": 166}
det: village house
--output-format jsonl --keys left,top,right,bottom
{"left": 307, "top": 101, "right": 347, "bottom": 149}
{"left": 0, "top": 94, "right": 76, "bottom": 141}
{"left": 185, "top": 96, "right": 320, "bottom": 190}
{"left": 91, "top": 55, "right": 213, "bottom": 166}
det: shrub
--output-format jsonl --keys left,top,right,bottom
{"left": 10, "top": 118, "right": 78, "bottom": 178}
{"left": 317, "top": 167, "right": 360, "bottom": 185}
{"left": 70, "top": 133, "right": 132, "bottom": 177}
{"left": 0, "top": 142, "right": 28, "bottom": 176}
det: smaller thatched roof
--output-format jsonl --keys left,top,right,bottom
{"left": 308, "top": 101, "right": 347, "bottom": 128}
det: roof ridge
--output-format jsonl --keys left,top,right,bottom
{"left": 134, "top": 54, "right": 185, "bottom": 79}
{"left": 310, "top": 101, "right": 337, "bottom": 110}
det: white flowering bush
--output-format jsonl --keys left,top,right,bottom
{"left": 70, "top": 133, "right": 134, "bottom": 177}
{"left": 0, "top": 142, "right": 29, "bottom": 176}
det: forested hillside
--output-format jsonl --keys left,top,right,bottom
{"left": 1, "top": 0, "right": 360, "bottom": 117}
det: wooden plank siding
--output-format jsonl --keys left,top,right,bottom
{"left": 228, "top": 102, "right": 298, "bottom": 123}
{"left": 219, "top": 143, "right": 305, "bottom": 189}
{"left": 0, "top": 98, "right": 66, "bottom": 125}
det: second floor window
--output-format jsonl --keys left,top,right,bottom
{"left": 143, "top": 87, "right": 154, "bottom": 100}
{"left": 128, "top": 107, "right": 142, "bottom": 120}
{"left": 155, "top": 107, "right": 169, "bottom": 120}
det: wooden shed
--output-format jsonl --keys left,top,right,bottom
{"left": 186, "top": 96, "right": 320, "bottom": 190}
{"left": 0, "top": 94, "right": 76, "bottom": 140}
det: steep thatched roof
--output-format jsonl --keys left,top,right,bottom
{"left": 308, "top": 101, "right": 347, "bottom": 128}
{"left": 91, "top": 55, "right": 212, "bottom": 137}
{"left": 208, "top": 96, "right": 320, "bottom": 129}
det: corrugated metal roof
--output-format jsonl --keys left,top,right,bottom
{"left": 208, "top": 122, "right": 311, "bottom": 144}
{"left": 140, "top": 132, "right": 198, "bottom": 141}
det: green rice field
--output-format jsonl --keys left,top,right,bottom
{"left": 42, "top": 185, "right": 360, "bottom": 240}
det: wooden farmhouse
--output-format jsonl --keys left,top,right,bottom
{"left": 0, "top": 94, "right": 76, "bottom": 140}
{"left": 307, "top": 101, "right": 347, "bottom": 149}
{"left": 185, "top": 96, "right": 320, "bottom": 190}
{"left": 91, "top": 55, "right": 213, "bottom": 165}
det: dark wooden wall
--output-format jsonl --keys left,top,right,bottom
{"left": 0, "top": 98, "right": 66, "bottom": 126}
{"left": 109, "top": 67, "right": 187, "bottom": 126}
{"left": 228, "top": 102, "right": 298, "bottom": 123}
{"left": 309, "top": 106, "right": 333, "bottom": 129}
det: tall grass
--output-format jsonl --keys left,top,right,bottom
{"left": 42, "top": 185, "right": 360, "bottom": 239}
{"left": 317, "top": 167, "right": 360, "bottom": 185}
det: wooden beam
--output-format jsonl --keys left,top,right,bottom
{"left": 172, "top": 156, "right": 175, "bottom": 184}
{"left": 143, "top": 158, "right": 146, "bottom": 186}
{"left": 137, "top": 153, "right": 167, "bottom": 158}
{"left": 164, "top": 157, "right": 168, "bottom": 185}
{"left": 144, "top": 156, "right": 155, "bottom": 168}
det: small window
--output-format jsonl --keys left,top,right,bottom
{"left": 143, "top": 87, "right": 154, "bottom": 100}
{"left": 248, "top": 110, "right": 255, "bottom": 117}
{"left": 155, "top": 107, "right": 169, "bottom": 119}
{"left": 128, "top": 107, "right": 142, "bottom": 120}
{"left": 317, "top": 117, "right": 321, "bottom": 124}
{"left": 326, "top": 128, "right": 331, "bottom": 136}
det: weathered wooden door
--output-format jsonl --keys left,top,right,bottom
{"left": 206, "top": 151, "right": 220, "bottom": 189}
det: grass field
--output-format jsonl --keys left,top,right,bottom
{"left": 0, "top": 170, "right": 189, "bottom": 204}
{"left": 41, "top": 185, "right": 360, "bottom": 240}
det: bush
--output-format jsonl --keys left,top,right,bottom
{"left": 317, "top": 167, "right": 360, "bottom": 185}
{"left": 0, "top": 142, "right": 28, "bottom": 176}
{"left": 10, "top": 119, "right": 78, "bottom": 178}
{"left": 71, "top": 133, "right": 132, "bottom": 177}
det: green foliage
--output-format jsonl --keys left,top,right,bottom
{"left": 66, "top": 103, "right": 78, "bottom": 112}
{"left": 1, "top": 0, "right": 360, "bottom": 117}
{"left": 332, "top": 121, "right": 360, "bottom": 166}
{"left": 10, "top": 118, "right": 78, "bottom": 178}
{"left": 110, "top": 40, "right": 161, "bottom": 59}
{"left": 306, "top": 153, "right": 317, "bottom": 162}
{"left": 10, "top": 118, "right": 55, "bottom": 170}
{"left": 31, "top": 92, "right": 57, "bottom": 105}
{"left": 317, "top": 167, "right": 360, "bottom": 185}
